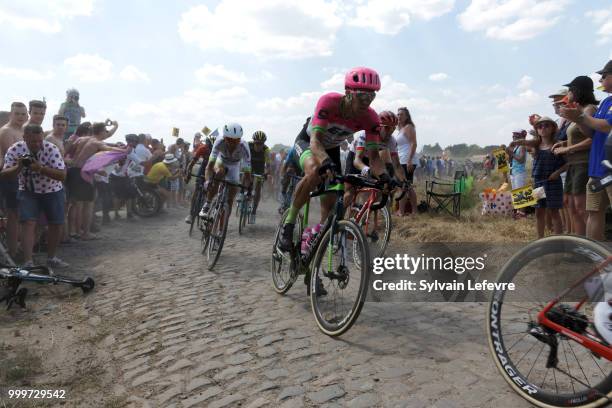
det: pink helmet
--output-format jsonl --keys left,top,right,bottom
{"left": 345, "top": 67, "right": 381, "bottom": 91}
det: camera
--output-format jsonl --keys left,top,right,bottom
{"left": 19, "top": 154, "right": 34, "bottom": 168}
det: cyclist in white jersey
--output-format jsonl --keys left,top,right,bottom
{"left": 344, "top": 111, "right": 409, "bottom": 205}
{"left": 199, "top": 123, "right": 251, "bottom": 217}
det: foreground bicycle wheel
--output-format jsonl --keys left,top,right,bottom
{"left": 356, "top": 204, "right": 391, "bottom": 259}
{"left": 270, "top": 212, "right": 301, "bottom": 294}
{"left": 487, "top": 235, "right": 612, "bottom": 407}
{"left": 310, "top": 220, "right": 371, "bottom": 336}
{"left": 206, "top": 203, "right": 229, "bottom": 270}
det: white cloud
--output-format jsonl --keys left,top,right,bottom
{"left": 0, "top": 0, "right": 94, "bottom": 33}
{"left": 347, "top": 0, "right": 455, "bottom": 35}
{"left": 517, "top": 75, "right": 533, "bottom": 90}
{"left": 458, "top": 0, "right": 569, "bottom": 41}
{"left": 321, "top": 73, "right": 345, "bottom": 90}
{"left": 64, "top": 54, "right": 113, "bottom": 82}
{"left": 429, "top": 72, "right": 449, "bottom": 81}
{"left": 195, "top": 64, "right": 247, "bottom": 87}
{"left": 178, "top": 0, "right": 342, "bottom": 59}
{"left": 119, "top": 65, "right": 150, "bottom": 82}
{"left": 586, "top": 7, "right": 612, "bottom": 44}
{"left": 496, "top": 89, "right": 540, "bottom": 109}
{"left": 0, "top": 65, "right": 54, "bottom": 81}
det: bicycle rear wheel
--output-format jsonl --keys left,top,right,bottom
{"left": 310, "top": 220, "right": 371, "bottom": 336}
{"left": 206, "top": 203, "right": 230, "bottom": 270}
{"left": 271, "top": 212, "right": 301, "bottom": 294}
{"left": 486, "top": 235, "right": 612, "bottom": 407}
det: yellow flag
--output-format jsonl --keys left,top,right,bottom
{"left": 172, "top": 127, "right": 179, "bottom": 137}
{"left": 511, "top": 184, "right": 537, "bottom": 209}
{"left": 493, "top": 148, "right": 509, "bottom": 173}
{"left": 202, "top": 126, "right": 211, "bottom": 136}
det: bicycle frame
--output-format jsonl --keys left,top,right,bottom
{"left": 536, "top": 256, "right": 612, "bottom": 361}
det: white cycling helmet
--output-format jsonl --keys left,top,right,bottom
{"left": 223, "top": 122, "right": 243, "bottom": 139}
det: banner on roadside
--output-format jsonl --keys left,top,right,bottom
{"left": 511, "top": 184, "right": 537, "bottom": 209}
{"left": 493, "top": 148, "right": 509, "bottom": 173}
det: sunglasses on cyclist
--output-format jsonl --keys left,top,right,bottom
{"left": 348, "top": 90, "right": 376, "bottom": 103}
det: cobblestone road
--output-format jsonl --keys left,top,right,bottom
{"left": 56, "top": 199, "right": 528, "bottom": 407}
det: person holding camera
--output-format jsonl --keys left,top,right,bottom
{"left": 0, "top": 124, "right": 68, "bottom": 268}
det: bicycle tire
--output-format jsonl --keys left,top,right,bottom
{"left": 207, "top": 203, "right": 229, "bottom": 270}
{"left": 357, "top": 204, "right": 391, "bottom": 259}
{"left": 310, "top": 219, "right": 371, "bottom": 337}
{"left": 238, "top": 202, "right": 247, "bottom": 235}
{"left": 189, "top": 188, "right": 204, "bottom": 237}
{"left": 133, "top": 189, "right": 161, "bottom": 217}
{"left": 486, "top": 235, "right": 612, "bottom": 408}
{"left": 271, "top": 211, "right": 301, "bottom": 294}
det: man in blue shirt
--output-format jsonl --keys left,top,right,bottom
{"left": 561, "top": 60, "right": 612, "bottom": 240}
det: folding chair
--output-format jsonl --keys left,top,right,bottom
{"left": 426, "top": 176, "right": 463, "bottom": 218}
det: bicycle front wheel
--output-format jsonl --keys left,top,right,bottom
{"left": 310, "top": 220, "right": 371, "bottom": 336}
{"left": 486, "top": 235, "right": 612, "bottom": 408}
{"left": 271, "top": 212, "right": 301, "bottom": 294}
{"left": 238, "top": 202, "right": 247, "bottom": 235}
{"left": 358, "top": 204, "right": 391, "bottom": 259}
{"left": 207, "top": 203, "right": 230, "bottom": 270}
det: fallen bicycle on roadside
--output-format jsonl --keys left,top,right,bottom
{"left": 0, "top": 264, "right": 94, "bottom": 310}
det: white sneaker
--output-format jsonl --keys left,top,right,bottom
{"left": 199, "top": 203, "right": 210, "bottom": 218}
{"left": 593, "top": 301, "right": 612, "bottom": 344}
{"left": 47, "top": 257, "right": 69, "bottom": 268}
{"left": 21, "top": 261, "right": 34, "bottom": 268}
{"left": 184, "top": 215, "right": 193, "bottom": 224}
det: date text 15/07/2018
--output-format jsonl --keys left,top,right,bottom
{"left": 372, "top": 279, "right": 515, "bottom": 292}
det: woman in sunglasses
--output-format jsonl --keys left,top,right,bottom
{"left": 510, "top": 116, "right": 567, "bottom": 238}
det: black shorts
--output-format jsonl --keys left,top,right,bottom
{"left": 293, "top": 124, "right": 341, "bottom": 172}
{"left": 402, "top": 164, "right": 416, "bottom": 183}
{"left": 67, "top": 167, "right": 95, "bottom": 202}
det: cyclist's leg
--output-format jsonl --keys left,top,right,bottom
{"left": 343, "top": 150, "right": 358, "bottom": 209}
{"left": 253, "top": 177, "right": 262, "bottom": 214}
{"left": 319, "top": 146, "right": 342, "bottom": 223}
{"left": 225, "top": 164, "right": 240, "bottom": 210}
{"left": 201, "top": 161, "right": 225, "bottom": 216}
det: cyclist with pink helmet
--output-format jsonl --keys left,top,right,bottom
{"left": 278, "top": 66, "right": 389, "bottom": 252}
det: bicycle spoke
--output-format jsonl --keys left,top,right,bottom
{"left": 525, "top": 343, "right": 546, "bottom": 379}
{"left": 561, "top": 338, "right": 576, "bottom": 394}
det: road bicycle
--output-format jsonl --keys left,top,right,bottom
{"left": 487, "top": 235, "right": 612, "bottom": 407}
{"left": 201, "top": 178, "right": 246, "bottom": 271}
{"left": 271, "top": 174, "right": 376, "bottom": 336}
{"left": 278, "top": 174, "right": 302, "bottom": 215}
{"left": 236, "top": 186, "right": 252, "bottom": 235}
{"left": 187, "top": 174, "right": 206, "bottom": 237}
{"left": 346, "top": 180, "right": 405, "bottom": 259}
{"left": 0, "top": 220, "right": 94, "bottom": 310}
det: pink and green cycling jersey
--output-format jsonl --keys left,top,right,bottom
{"left": 308, "top": 92, "right": 381, "bottom": 150}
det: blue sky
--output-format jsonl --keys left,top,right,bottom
{"left": 1, "top": 0, "right": 611, "bottom": 150}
